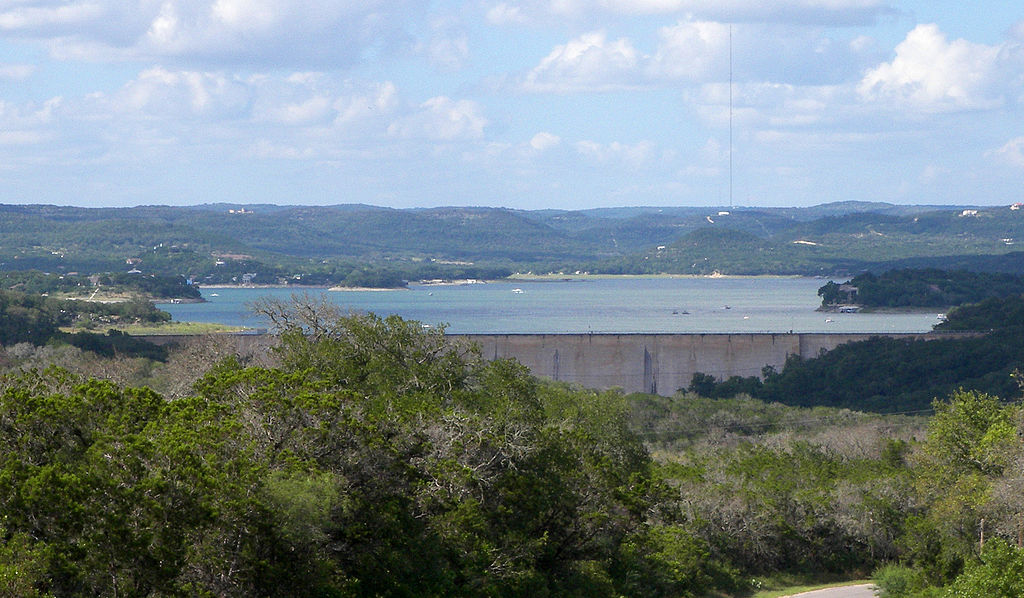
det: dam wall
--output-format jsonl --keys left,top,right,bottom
{"left": 144, "top": 331, "right": 974, "bottom": 396}
{"left": 458, "top": 332, "right": 967, "bottom": 395}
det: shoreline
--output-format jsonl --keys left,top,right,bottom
{"left": 507, "top": 273, "right": 811, "bottom": 281}
{"left": 328, "top": 286, "right": 408, "bottom": 292}
{"left": 199, "top": 284, "right": 327, "bottom": 289}
{"left": 197, "top": 284, "right": 409, "bottom": 294}
{"left": 199, "top": 274, "right": 816, "bottom": 292}
{"left": 819, "top": 304, "right": 950, "bottom": 314}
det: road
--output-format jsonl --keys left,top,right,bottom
{"left": 781, "top": 584, "right": 876, "bottom": 598}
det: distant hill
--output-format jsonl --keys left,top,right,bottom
{"left": 1, "top": 202, "right": 1022, "bottom": 283}
{"left": 600, "top": 206, "right": 1024, "bottom": 276}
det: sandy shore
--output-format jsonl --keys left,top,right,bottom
{"left": 198, "top": 284, "right": 326, "bottom": 289}
{"left": 507, "top": 273, "right": 809, "bottom": 281}
{"left": 197, "top": 283, "right": 408, "bottom": 292}
{"left": 327, "top": 286, "right": 408, "bottom": 292}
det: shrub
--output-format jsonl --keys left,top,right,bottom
{"left": 874, "top": 563, "right": 930, "bottom": 598}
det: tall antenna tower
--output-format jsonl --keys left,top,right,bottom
{"left": 729, "top": 23, "right": 733, "bottom": 209}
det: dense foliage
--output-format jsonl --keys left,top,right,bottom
{"left": 642, "top": 388, "right": 1024, "bottom": 598}
{"left": 0, "top": 306, "right": 720, "bottom": 597}
{"left": 100, "top": 272, "right": 202, "bottom": 300}
{"left": 0, "top": 289, "right": 169, "bottom": 359}
{"left": 818, "top": 269, "right": 1024, "bottom": 309}
{"left": 1, "top": 300, "right": 1023, "bottom": 596}
{"left": 688, "top": 294, "right": 1024, "bottom": 413}
{"left": 934, "top": 294, "right": 1024, "bottom": 331}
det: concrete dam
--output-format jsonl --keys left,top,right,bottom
{"left": 152, "top": 331, "right": 974, "bottom": 396}
{"left": 453, "top": 332, "right": 972, "bottom": 395}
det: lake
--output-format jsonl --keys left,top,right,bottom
{"left": 162, "top": 277, "right": 943, "bottom": 334}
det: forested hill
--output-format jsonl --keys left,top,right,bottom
{"left": 2, "top": 202, "right": 1024, "bottom": 283}
{"left": 818, "top": 269, "right": 1024, "bottom": 309}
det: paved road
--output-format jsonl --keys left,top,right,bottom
{"left": 781, "top": 584, "right": 877, "bottom": 598}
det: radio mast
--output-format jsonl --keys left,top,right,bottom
{"left": 729, "top": 23, "right": 733, "bottom": 209}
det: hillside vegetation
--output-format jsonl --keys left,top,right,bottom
{"left": 818, "top": 269, "right": 1024, "bottom": 309}
{"left": 1, "top": 301, "right": 1023, "bottom": 597}
{"left": 689, "top": 292, "right": 1024, "bottom": 413}
{"left": 3, "top": 202, "right": 1024, "bottom": 286}
{"left": 1, "top": 270, "right": 201, "bottom": 301}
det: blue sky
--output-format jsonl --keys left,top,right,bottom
{"left": 0, "top": 1, "right": 1022, "bottom": 210}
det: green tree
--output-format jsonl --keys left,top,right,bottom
{"left": 944, "top": 539, "right": 1024, "bottom": 598}
{"left": 907, "top": 390, "right": 1022, "bottom": 583}
{"left": 240, "top": 297, "right": 667, "bottom": 596}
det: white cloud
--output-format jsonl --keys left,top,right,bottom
{"left": 530, "top": 131, "right": 562, "bottom": 151}
{"left": 483, "top": 0, "right": 892, "bottom": 26}
{"left": 0, "top": 97, "right": 62, "bottom": 129}
{"left": 691, "top": 81, "right": 847, "bottom": 129}
{"left": 523, "top": 31, "right": 642, "bottom": 92}
{"left": 96, "top": 69, "right": 407, "bottom": 141}
{"left": 388, "top": 96, "right": 488, "bottom": 140}
{"left": 850, "top": 34, "right": 875, "bottom": 53}
{"left": 421, "top": 16, "right": 470, "bottom": 71}
{"left": 602, "top": 0, "right": 888, "bottom": 20}
{"left": 263, "top": 95, "right": 334, "bottom": 126}
{"left": 0, "top": 130, "right": 51, "bottom": 145}
{"left": 1012, "top": 20, "right": 1024, "bottom": 41}
{"left": 249, "top": 139, "right": 317, "bottom": 160}
{"left": 858, "top": 24, "right": 1004, "bottom": 112}
{"left": 0, "top": 98, "right": 63, "bottom": 164}
{"left": 0, "top": 66, "right": 491, "bottom": 173}
{"left": 522, "top": 20, "right": 875, "bottom": 93}
{"left": 332, "top": 81, "right": 400, "bottom": 127}
{"left": 647, "top": 20, "right": 728, "bottom": 80}
{"left": 575, "top": 139, "right": 655, "bottom": 167}
{"left": 989, "top": 137, "right": 1024, "bottom": 168}
{"left": 700, "top": 137, "right": 725, "bottom": 162}
{"left": 486, "top": 3, "right": 528, "bottom": 25}
{"left": 114, "top": 67, "right": 250, "bottom": 118}
{"left": 427, "top": 35, "right": 470, "bottom": 71}
{"left": 0, "top": 2, "right": 104, "bottom": 32}
{"left": 1, "top": 1, "right": 424, "bottom": 67}
{"left": 0, "top": 64, "right": 36, "bottom": 79}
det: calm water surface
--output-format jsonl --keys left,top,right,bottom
{"left": 163, "top": 277, "right": 942, "bottom": 334}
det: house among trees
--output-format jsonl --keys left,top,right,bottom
{"left": 817, "top": 280, "right": 859, "bottom": 307}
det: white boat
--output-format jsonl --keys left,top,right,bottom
{"left": 512, "top": 288, "right": 524, "bottom": 294}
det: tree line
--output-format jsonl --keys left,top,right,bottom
{"left": 6, "top": 203, "right": 1024, "bottom": 286}
{"left": 818, "top": 268, "right": 1024, "bottom": 309}
{"left": 0, "top": 289, "right": 169, "bottom": 360}
{"left": 2, "top": 300, "right": 1024, "bottom": 596}
{"left": 689, "top": 293, "right": 1024, "bottom": 414}
{"left": 1, "top": 270, "right": 201, "bottom": 301}
{"left": 0, "top": 303, "right": 690, "bottom": 597}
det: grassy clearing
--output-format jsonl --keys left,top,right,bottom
{"left": 60, "top": 321, "right": 249, "bottom": 335}
{"left": 120, "top": 321, "right": 248, "bottom": 335}
{"left": 55, "top": 291, "right": 135, "bottom": 303}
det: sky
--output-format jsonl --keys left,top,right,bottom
{"left": 0, "top": 1, "right": 1022, "bottom": 210}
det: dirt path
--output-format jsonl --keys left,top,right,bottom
{"left": 781, "top": 583, "right": 876, "bottom": 598}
